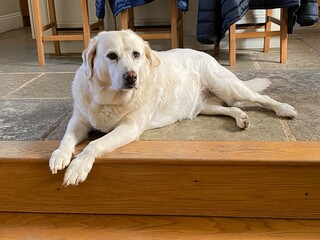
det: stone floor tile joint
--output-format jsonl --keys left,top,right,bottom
{"left": 3, "top": 73, "right": 44, "bottom": 99}
{"left": 279, "top": 119, "right": 297, "bottom": 141}
{"left": 41, "top": 111, "right": 72, "bottom": 141}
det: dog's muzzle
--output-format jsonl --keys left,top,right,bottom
{"left": 123, "top": 71, "right": 137, "bottom": 89}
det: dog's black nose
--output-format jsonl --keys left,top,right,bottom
{"left": 123, "top": 71, "right": 137, "bottom": 88}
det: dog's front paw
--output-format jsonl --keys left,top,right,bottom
{"left": 49, "top": 149, "right": 73, "bottom": 174}
{"left": 275, "top": 103, "right": 297, "bottom": 118}
{"left": 236, "top": 113, "right": 250, "bottom": 129}
{"left": 63, "top": 153, "right": 94, "bottom": 186}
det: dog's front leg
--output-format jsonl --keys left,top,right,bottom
{"left": 49, "top": 114, "right": 91, "bottom": 174}
{"left": 63, "top": 122, "right": 142, "bottom": 186}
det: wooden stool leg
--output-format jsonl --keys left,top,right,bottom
{"left": 48, "top": 0, "right": 61, "bottom": 55}
{"left": 264, "top": 9, "right": 272, "bottom": 53}
{"left": 121, "top": 9, "right": 129, "bottom": 29}
{"left": 280, "top": 8, "right": 288, "bottom": 64}
{"left": 229, "top": 23, "right": 236, "bottom": 66}
{"left": 32, "top": 0, "right": 45, "bottom": 66}
{"left": 214, "top": 43, "right": 220, "bottom": 56}
{"left": 81, "top": 0, "right": 90, "bottom": 49}
{"left": 170, "top": 0, "right": 178, "bottom": 48}
{"left": 178, "top": 10, "right": 183, "bottom": 48}
{"left": 98, "top": 19, "right": 104, "bottom": 31}
{"left": 128, "top": 8, "right": 135, "bottom": 30}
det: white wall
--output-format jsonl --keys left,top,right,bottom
{"left": 0, "top": 0, "right": 23, "bottom": 33}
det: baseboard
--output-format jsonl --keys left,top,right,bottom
{"left": 0, "top": 12, "right": 23, "bottom": 33}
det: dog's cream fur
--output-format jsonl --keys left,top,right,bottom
{"left": 49, "top": 30, "right": 297, "bottom": 186}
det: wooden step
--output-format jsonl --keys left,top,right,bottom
{"left": 1, "top": 141, "right": 320, "bottom": 219}
{"left": 1, "top": 212, "right": 320, "bottom": 239}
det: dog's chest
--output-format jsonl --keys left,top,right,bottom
{"left": 86, "top": 103, "right": 127, "bottom": 133}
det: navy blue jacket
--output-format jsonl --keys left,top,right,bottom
{"left": 96, "top": 0, "right": 189, "bottom": 18}
{"left": 197, "top": 0, "right": 318, "bottom": 45}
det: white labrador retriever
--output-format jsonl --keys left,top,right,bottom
{"left": 49, "top": 30, "right": 297, "bottom": 186}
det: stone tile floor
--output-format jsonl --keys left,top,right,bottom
{"left": 0, "top": 23, "right": 319, "bottom": 141}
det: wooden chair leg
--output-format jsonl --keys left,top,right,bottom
{"left": 128, "top": 8, "right": 135, "bottom": 30}
{"left": 170, "top": 0, "right": 178, "bottom": 48}
{"left": 121, "top": 9, "right": 129, "bottom": 29}
{"left": 178, "top": 10, "right": 183, "bottom": 48}
{"left": 81, "top": 0, "right": 90, "bottom": 49}
{"left": 263, "top": 9, "right": 272, "bottom": 53}
{"left": 98, "top": 19, "right": 104, "bottom": 31}
{"left": 32, "top": 0, "right": 45, "bottom": 66}
{"left": 280, "top": 8, "right": 288, "bottom": 64}
{"left": 229, "top": 23, "right": 236, "bottom": 66}
{"left": 214, "top": 43, "right": 220, "bottom": 56}
{"left": 48, "top": 0, "right": 61, "bottom": 55}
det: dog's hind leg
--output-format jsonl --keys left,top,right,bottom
{"left": 213, "top": 79, "right": 297, "bottom": 118}
{"left": 200, "top": 104, "right": 250, "bottom": 129}
{"left": 239, "top": 95, "right": 297, "bottom": 118}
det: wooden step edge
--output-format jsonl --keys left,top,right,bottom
{"left": 1, "top": 212, "right": 320, "bottom": 240}
{"left": 1, "top": 141, "right": 320, "bottom": 219}
{"left": 1, "top": 140, "right": 320, "bottom": 165}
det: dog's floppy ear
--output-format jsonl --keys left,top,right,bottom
{"left": 144, "top": 41, "right": 160, "bottom": 67}
{"left": 82, "top": 36, "right": 98, "bottom": 79}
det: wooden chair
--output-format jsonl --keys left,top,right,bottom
{"left": 31, "top": 0, "right": 104, "bottom": 66}
{"left": 217, "top": 8, "right": 288, "bottom": 66}
{"left": 120, "top": 0, "right": 183, "bottom": 48}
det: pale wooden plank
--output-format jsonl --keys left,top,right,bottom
{"left": 280, "top": 8, "right": 288, "bottom": 64}
{"left": 1, "top": 141, "right": 320, "bottom": 164}
{"left": 235, "top": 31, "right": 281, "bottom": 39}
{"left": 32, "top": 0, "right": 45, "bottom": 66}
{"left": 0, "top": 141, "right": 320, "bottom": 218}
{"left": 42, "top": 22, "right": 55, "bottom": 31}
{"left": 138, "top": 33, "right": 172, "bottom": 40}
{"left": 48, "top": 0, "right": 61, "bottom": 55}
{"left": 121, "top": 10, "right": 129, "bottom": 29}
{"left": 1, "top": 161, "right": 319, "bottom": 218}
{"left": 269, "top": 16, "right": 281, "bottom": 26}
{"left": 102, "top": 141, "right": 320, "bottom": 164}
{"left": 81, "top": 0, "right": 90, "bottom": 48}
{"left": 263, "top": 9, "right": 272, "bottom": 53}
{"left": 42, "top": 35, "right": 84, "bottom": 41}
{"left": 1, "top": 213, "right": 320, "bottom": 240}
{"left": 229, "top": 23, "right": 237, "bottom": 66}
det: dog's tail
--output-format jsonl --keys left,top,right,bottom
{"left": 244, "top": 78, "right": 271, "bottom": 92}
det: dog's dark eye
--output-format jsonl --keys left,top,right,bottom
{"left": 107, "top": 52, "right": 118, "bottom": 60}
{"left": 133, "top": 51, "right": 140, "bottom": 59}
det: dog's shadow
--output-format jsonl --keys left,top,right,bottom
{"left": 86, "top": 107, "right": 286, "bottom": 141}
{"left": 220, "top": 106, "right": 282, "bottom": 133}
{"left": 88, "top": 130, "right": 107, "bottom": 140}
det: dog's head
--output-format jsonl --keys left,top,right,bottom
{"left": 82, "top": 30, "right": 160, "bottom": 91}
